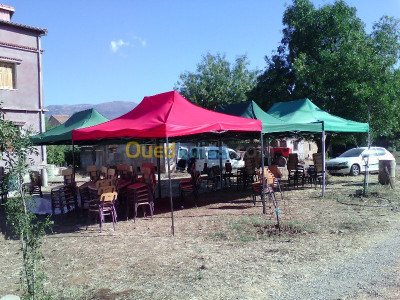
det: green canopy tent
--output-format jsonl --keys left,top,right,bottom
{"left": 32, "top": 108, "right": 109, "bottom": 145}
{"left": 267, "top": 98, "right": 370, "bottom": 196}
{"left": 31, "top": 109, "right": 109, "bottom": 180}
{"left": 267, "top": 99, "right": 369, "bottom": 133}
{"left": 216, "top": 100, "right": 322, "bottom": 133}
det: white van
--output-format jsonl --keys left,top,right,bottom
{"left": 177, "top": 146, "right": 244, "bottom": 172}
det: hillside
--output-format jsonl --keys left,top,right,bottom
{"left": 45, "top": 101, "right": 138, "bottom": 120}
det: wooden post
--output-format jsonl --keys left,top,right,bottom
{"left": 379, "top": 160, "right": 396, "bottom": 189}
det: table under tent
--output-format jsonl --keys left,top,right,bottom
{"left": 217, "top": 99, "right": 369, "bottom": 196}
{"left": 72, "top": 91, "right": 263, "bottom": 234}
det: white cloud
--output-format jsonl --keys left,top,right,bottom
{"left": 132, "top": 35, "right": 147, "bottom": 48}
{"left": 110, "top": 39, "right": 130, "bottom": 53}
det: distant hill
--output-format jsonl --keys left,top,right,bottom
{"left": 45, "top": 101, "right": 138, "bottom": 120}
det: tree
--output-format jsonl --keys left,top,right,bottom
{"left": 0, "top": 106, "right": 52, "bottom": 299}
{"left": 175, "top": 53, "right": 259, "bottom": 110}
{"left": 249, "top": 0, "right": 400, "bottom": 141}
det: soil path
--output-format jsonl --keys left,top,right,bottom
{"left": 274, "top": 226, "right": 400, "bottom": 299}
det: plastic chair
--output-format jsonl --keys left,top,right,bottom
{"left": 287, "top": 154, "right": 305, "bottom": 187}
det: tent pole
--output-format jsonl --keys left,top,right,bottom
{"left": 156, "top": 139, "right": 162, "bottom": 199}
{"left": 72, "top": 141, "right": 76, "bottom": 183}
{"left": 267, "top": 136, "right": 271, "bottom": 166}
{"left": 166, "top": 137, "right": 175, "bottom": 236}
{"left": 218, "top": 139, "right": 223, "bottom": 191}
{"left": 260, "top": 132, "right": 266, "bottom": 214}
{"left": 322, "top": 122, "right": 326, "bottom": 197}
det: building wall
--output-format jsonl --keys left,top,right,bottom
{"left": 0, "top": 22, "right": 46, "bottom": 170}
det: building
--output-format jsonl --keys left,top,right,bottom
{"left": 48, "top": 114, "right": 70, "bottom": 127}
{"left": 0, "top": 4, "right": 47, "bottom": 172}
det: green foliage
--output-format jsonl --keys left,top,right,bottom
{"left": 0, "top": 106, "right": 52, "bottom": 299}
{"left": 46, "top": 145, "right": 66, "bottom": 166}
{"left": 175, "top": 53, "right": 259, "bottom": 110}
{"left": 250, "top": 0, "right": 400, "bottom": 143}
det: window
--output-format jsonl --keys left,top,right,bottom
{"left": 293, "top": 141, "right": 299, "bottom": 151}
{"left": 376, "top": 148, "right": 386, "bottom": 156}
{"left": 0, "top": 61, "right": 16, "bottom": 89}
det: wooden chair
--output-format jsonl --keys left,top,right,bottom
{"left": 126, "top": 182, "right": 154, "bottom": 222}
{"left": 116, "top": 164, "right": 130, "bottom": 180}
{"left": 141, "top": 166, "right": 157, "bottom": 196}
{"left": 223, "top": 162, "right": 236, "bottom": 188}
{"left": 287, "top": 154, "right": 305, "bottom": 187}
{"left": 62, "top": 168, "right": 74, "bottom": 185}
{"left": 26, "top": 171, "right": 43, "bottom": 198}
{"left": 87, "top": 165, "right": 100, "bottom": 181}
{"left": 87, "top": 191, "right": 118, "bottom": 232}
{"left": 251, "top": 168, "right": 280, "bottom": 206}
{"left": 179, "top": 170, "right": 201, "bottom": 207}
{"left": 311, "top": 153, "right": 324, "bottom": 187}
{"left": 51, "top": 184, "right": 77, "bottom": 215}
{"left": 100, "top": 166, "right": 108, "bottom": 179}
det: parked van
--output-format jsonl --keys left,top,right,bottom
{"left": 177, "top": 146, "right": 244, "bottom": 172}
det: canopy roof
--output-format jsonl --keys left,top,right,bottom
{"left": 32, "top": 108, "right": 109, "bottom": 145}
{"left": 216, "top": 100, "right": 322, "bottom": 133}
{"left": 267, "top": 99, "right": 369, "bottom": 133}
{"left": 72, "top": 91, "right": 262, "bottom": 142}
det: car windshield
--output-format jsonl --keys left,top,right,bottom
{"left": 339, "top": 148, "right": 364, "bottom": 158}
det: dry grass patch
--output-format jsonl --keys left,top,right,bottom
{"left": 1, "top": 173, "right": 400, "bottom": 299}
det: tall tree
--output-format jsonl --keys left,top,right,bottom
{"left": 175, "top": 53, "right": 259, "bottom": 110}
{"left": 250, "top": 0, "right": 400, "bottom": 140}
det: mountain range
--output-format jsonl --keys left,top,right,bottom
{"left": 45, "top": 101, "right": 138, "bottom": 120}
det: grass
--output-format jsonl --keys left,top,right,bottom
{"left": 1, "top": 173, "right": 400, "bottom": 299}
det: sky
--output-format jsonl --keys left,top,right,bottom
{"left": 3, "top": 0, "right": 400, "bottom": 106}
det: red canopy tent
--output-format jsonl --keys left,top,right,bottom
{"left": 72, "top": 91, "right": 262, "bottom": 234}
{"left": 72, "top": 91, "right": 261, "bottom": 141}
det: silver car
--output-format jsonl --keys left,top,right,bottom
{"left": 326, "top": 147, "right": 396, "bottom": 176}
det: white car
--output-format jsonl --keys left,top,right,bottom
{"left": 326, "top": 147, "right": 396, "bottom": 176}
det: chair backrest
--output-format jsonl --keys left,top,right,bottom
{"left": 97, "top": 185, "right": 117, "bottom": 195}
{"left": 62, "top": 168, "right": 74, "bottom": 184}
{"left": 142, "top": 167, "right": 156, "bottom": 193}
{"left": 287, "top": 153, "right": 298, "bottom": 171}
{"left": 211, "top": 165, "right": 220, "bottom": 177}
{"left": 96, "top": 179, "right": 113, "bottom": 189}
{"left": 268, "top": 165, "right": 282, "bottom": 179}
{"left": 313, "top": 153, "right": 324, "bottom": 172}
{"left": 86, "top": 165, "right": 99, "bottom": 181}
{"left": 191, "top": 170, "right": 201, "bottom": 187}
{"left": 99, "top": 192, "right": 118, "bottom": 206}
{"left": 129, "top": 165, "right": 139, "bottom": 183}
{"left": 116, "top": 164, "right": 129, "bottom": 179}
{"left": 257, "top": 168, "right": 275, "bottom": 186}
{"left": 107, "top": 168, "right": 116, "bottom": 180}
{"left": 100, "top": 166, "right": 108, "bottom": 178}
{"left": 30, "top": 171, "right": 41, "bottom": 185}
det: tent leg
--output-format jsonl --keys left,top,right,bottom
{"left": 218, "top": 140, "right": 223, "bottom": 191}
{"left": 72, "top": 141, "right": 76, "bottom": 182}
{"left": 322, "top": 125, "right": 326, "bottom": 197}
{"left": 261, "top": 132, "right": 266, "bottom": 214}
{"left": 156, "top": 139, "right": 162, "bottom": 199}
{"left": 166, "top": 137, "right": 174, "bottom": 236}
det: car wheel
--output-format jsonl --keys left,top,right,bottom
{"left": 349, "top": 164, "right": 360, "bottom": 176}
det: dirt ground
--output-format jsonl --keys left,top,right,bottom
{"left": 1, "top": 172, "right": 400, "bottom": 299}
